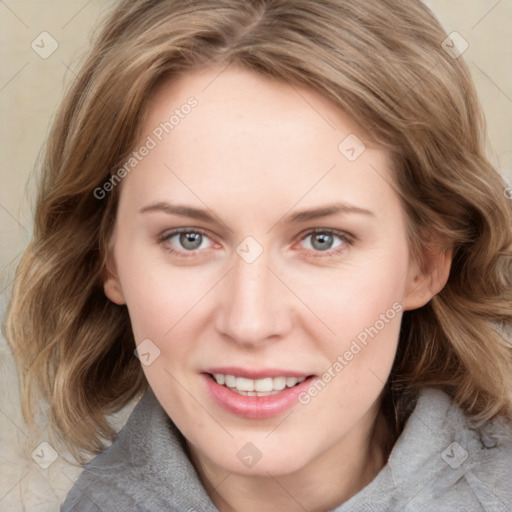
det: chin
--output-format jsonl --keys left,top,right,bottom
{"left": 194, "top": 436, "right": 316, "bottom": 477}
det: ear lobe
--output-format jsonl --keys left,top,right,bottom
{"left": 403, "top": 247, "right": 452, "bottom": 311}
{"left": 103, "top": 257, "right": 126, "bottom": 305}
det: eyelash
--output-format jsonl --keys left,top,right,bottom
{"left": 296, "top": 228, "right": 354, "bottom": 258}
{"left": 157, "top": 228, "right": 354, "bottom": 259}
{"left": 157, "top": 227, "right": 213, "bottom": 259}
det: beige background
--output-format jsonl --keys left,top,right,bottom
{"left": 0, "top": 1, "right": 511, "bottom": 510}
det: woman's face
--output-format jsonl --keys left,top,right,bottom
{"left": 105, "top": 66, "right": 434, "bottom": 477}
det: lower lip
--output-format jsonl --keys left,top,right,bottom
{"left": 203, "top": 374, "right": 315, "bottom": 419}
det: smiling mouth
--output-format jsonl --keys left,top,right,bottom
{"left": 208, "top": 373, "right": 310, "bottom": 397}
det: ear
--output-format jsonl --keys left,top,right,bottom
{"left": 103, "top": 251, "right": 126, "bottom": 305}
{"left": 403, "top": 244, "right": 452, "bottom": 311}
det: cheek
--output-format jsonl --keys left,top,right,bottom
{"left": 120, "top": 268, "right": 205, "bottom": 411}
{"left": 297, "top": 245, "right": 408, "bottom": 385}
{"left": 296, "top": 273, "right": 404, "bottom": 431}
{"left": 313, "top": 289, "right": 402, "bottom": 388}
{"left": 121, "top": 276, "right": 173, "bottom": 342}
{"left": 302, "top": 253, "right": 407, "bottom": 339}
{"left": 114, "top": 239, "right": 211, "bottom": 341}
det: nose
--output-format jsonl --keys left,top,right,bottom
{"left": 213, "top": 250, "right": 293, "bottom": 347}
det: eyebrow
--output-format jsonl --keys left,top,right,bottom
{"left": 139, "top": 201, "right": 375, "bottom": 225}
{"left": 284, "top": 202, "right": 375, "bottom": 223}
{"left": 140, "top": 202, "right": 214, "bottom": 222}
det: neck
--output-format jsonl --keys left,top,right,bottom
{"left": 187, "top": 404, "right": 393, "bottom": 512}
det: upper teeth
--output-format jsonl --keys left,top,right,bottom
{"left": 213, "top": 374, "right": 306, "bottom": 394}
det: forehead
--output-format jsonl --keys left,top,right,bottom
{"left": 121, "top": 65, "right": 399, "bottom": 224}
{"left": 146, "top": 65, "right": 366, "bottom": 161}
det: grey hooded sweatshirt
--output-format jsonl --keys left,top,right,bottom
{"left": 61, "top": 388, "right": 512, "bottom": 511}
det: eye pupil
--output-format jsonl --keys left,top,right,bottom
{"left": 312, "top": 233, "right": 333, "bottom": 251}
{"left": 179, "top": 232, "right": 202, "bottom": 250}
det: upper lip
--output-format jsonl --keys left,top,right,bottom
{"left": 204, "top": 367, "right": 313, "bottom": 379}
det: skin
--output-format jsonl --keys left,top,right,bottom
{"left": 104, "top": 65, "right": 451, "bottom": 512}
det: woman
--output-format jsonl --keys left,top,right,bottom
{"left": 5, "top": 0, "right": 512, "bottom": 510}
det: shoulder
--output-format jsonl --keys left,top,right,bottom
{"left": 61, "top": 476, "right": 148, "bottom": 512}
{"left": 60, "top": 392, "right": 165, "bottom": 511}
{"left": 456, "top": 402, "right": 512, "bottom": 511}
{"left": 60, "top": 391, "right": 212, "bottom": 512}
{"left": 389, "top": 388, "right": 512, "bottom": 511}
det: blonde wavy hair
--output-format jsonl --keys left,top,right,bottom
{"left": 5, "top": 0, "right": 512, "bottom": 461}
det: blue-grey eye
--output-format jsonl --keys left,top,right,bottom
{"left": 167, "top": 231, "right": 210, "bottom": 251}
{"left": 301, "top": 231, "right": 343, "bottom": 251}
{"left": 181, "top": 232, "right": 202, "bottom": 250}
